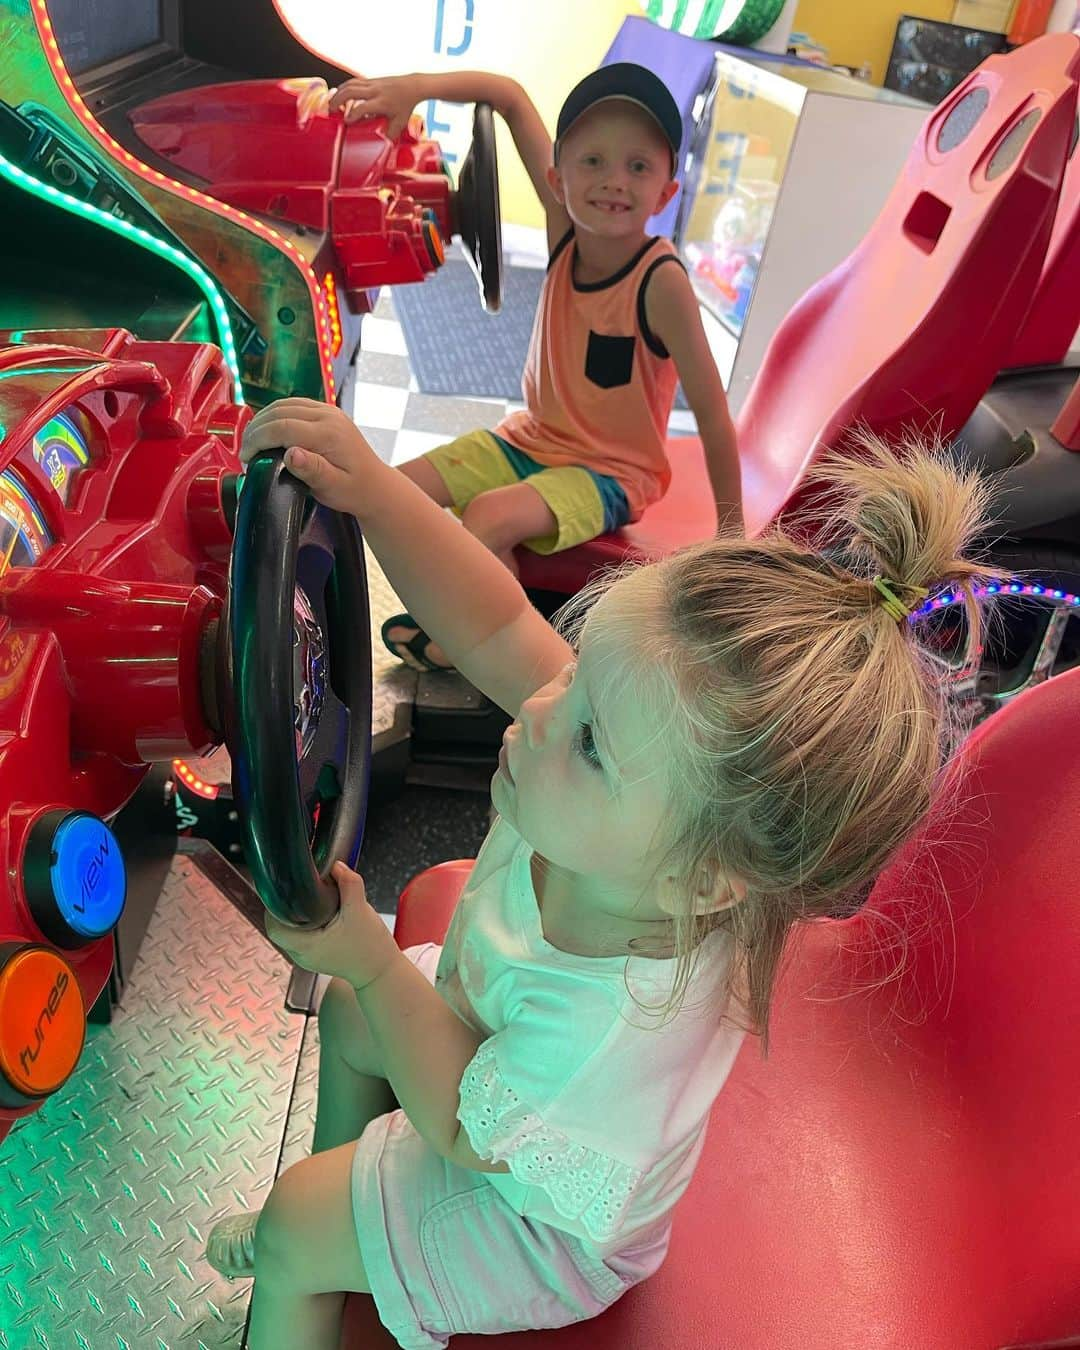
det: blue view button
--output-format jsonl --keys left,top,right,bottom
{"left": 24, "top": 810, "right": 127, "bottom": 948}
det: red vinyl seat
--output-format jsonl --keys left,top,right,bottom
{"left": 341, "top": 664, "right": 1080, "bottom": 1349}
{"left": 513, "top": 32, "right": 1080, "bottom": 583}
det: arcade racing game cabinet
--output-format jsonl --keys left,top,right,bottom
{"left": 3, "top": 0, "right": 500, "bottom": 408}
{"left": 0, "top": 311, "right": 385, "bottom": 1347}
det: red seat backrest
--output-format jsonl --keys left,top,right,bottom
{"left": 736, "top": 33, "right": 1080, "bottom": 537}
{"left": 1006, "top": 92, "right": 1080, "bottom": 368}
{"left": 378, "top": 666, "right": 1080, "bottom": 1349}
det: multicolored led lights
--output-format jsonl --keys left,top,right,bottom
{"left": 30, "top": 0, "right": 339, "bottom": 401}
{"left": 912, "top": 579, "right": 1080, "bottom": 617}
{"left": 0, "top": 149, "right": 244, "bottom": 390}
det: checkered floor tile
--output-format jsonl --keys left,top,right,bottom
{"left": 349, "top": 284, "right": 698, "bottom": 466}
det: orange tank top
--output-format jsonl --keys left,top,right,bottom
{"left": 494, "top": 231, "right": 683, "bottom": 521}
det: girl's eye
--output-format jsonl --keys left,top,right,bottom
{"left": 574, "top": 722, "right": 603, "bottom": 770}
{"left": 631, "top": 160, "right": 649, "bottom": 173}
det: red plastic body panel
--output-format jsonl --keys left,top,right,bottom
{"left": 376, "top": 666, "right": 1080, "bottom": 1350}
{"left": 0, "top": 330, "right": 247, "bottom": 1142}
{"left": 514, "top": 36, "right": 1080, "bottom": 596}
{"left": 733, "top": 34, "right": 1080, "bottom": 537}
{"left": 130, "top": 81, "right": 453, "bottom": 304}
{"left": 1006, "top": 101, "right": 1080, "bottom": 367}
{"left": 1051, "top": 368, "right": 1080, "bottom": 447}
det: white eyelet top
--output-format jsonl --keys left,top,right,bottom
{"left": 435, "top": 814, "right": 745, "bottom": 1256}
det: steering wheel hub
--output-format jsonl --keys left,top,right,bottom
{"left": 292, "top": 586, "right": 326, "bottom": 761}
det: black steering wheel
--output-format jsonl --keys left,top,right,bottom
{"left": 224, "top": 451, "right": 372, "bottom": 927}
{"left": 456, "top": 102, "right": 503, "bottom": 313}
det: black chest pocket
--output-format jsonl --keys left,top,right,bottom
{"left": 585, "top": 331, "right": 635, "bottom": 389}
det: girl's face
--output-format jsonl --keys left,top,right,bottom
{"left": 549, "top": 102, "right": 678, "bottom": 243}
{"left": 491, "top": 602, "right": 676, "bottom": 938}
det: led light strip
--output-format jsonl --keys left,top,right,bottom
{"left": 172, "top": 759, "right": 221, "bottom": 800}
{"left": 323, "top": 271, "right": 343, "bottom": 358}
{"left": 914, "top": 579, "right": 1080, "bottom": 617}
{"left": 0, "top": 149, "right": 244, "bottom": 391}
{"left": 31, "top": 0, "right": 337, "bottom": 400}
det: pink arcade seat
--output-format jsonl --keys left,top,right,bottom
{"left": 735, "top": 32, "right": 1080, "bottom": 538}
{"left": 338, "top": 664, "right": 1080, "bottom": 1350}
{"left": 1006, "top": 80, "right": 1080, "bottom": 369}
{"left": 514, "top": 31, "right": 1080, "bottom": 599}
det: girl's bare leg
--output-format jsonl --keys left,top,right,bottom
{"left": 312, "top": 977, "right": 396, "bottom": 1154}
{"left": 246, "top": 1143, "right": 369, "bottom": 1349}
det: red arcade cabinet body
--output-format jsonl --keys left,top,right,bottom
{"left": 4, "top": 0, "right": 469, "bottom": 404}
{"left": 0, "top": 330, "right": 245, "bottom": 1142}
{"left": 130, "top": 80, "right": 453, "bottom": 304}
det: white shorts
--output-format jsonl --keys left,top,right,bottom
{"left": 350, "top": 943, "right": 668, "bottom": 1349}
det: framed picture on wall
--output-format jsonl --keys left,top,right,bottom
{"left": 884, "top": 15, "right": 1008, "bottom": 103}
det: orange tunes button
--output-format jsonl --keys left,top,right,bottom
{"left": 0, "top": 947, "right": 85, "bottom": 1098}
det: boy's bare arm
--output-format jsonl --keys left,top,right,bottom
{"left": 330, "top": 72, "right": 571, "bottom": 249}
{"left": 645, "top": 264, "right": 744, "bottom": 535}
{"left": 241, "top": 402, "right": 574, "bottom": 716}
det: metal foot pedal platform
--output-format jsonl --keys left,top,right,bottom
{"left": 0, "top": 849, "right": 318, "bottom": 1347}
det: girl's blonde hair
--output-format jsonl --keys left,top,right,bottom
{"left": 554, "top": 434, "right": 997, "bottom": 1042}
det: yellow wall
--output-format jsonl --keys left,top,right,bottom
{"left": 792, "top": 0, "right": 958, "bottom": 83}
{"left": 490, "top": 1, "right": 641, "bottom": 227}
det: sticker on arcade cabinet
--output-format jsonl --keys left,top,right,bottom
{"left": 31, "top": 409, "right": 91, "bottom": 505}
{"left": 174, "top": 792, "right": 200, "bottom": 832}
{"left": 0, "top": 629, "right": 34, "bottom": 703}
{"left": 0, "top": 470, "right": 52, "bottom": 572}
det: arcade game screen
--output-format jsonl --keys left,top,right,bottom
{"left": 46, "top": 0, "right": 168, "bottom": 78}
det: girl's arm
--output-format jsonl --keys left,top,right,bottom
{"left": 264, "top": 863, "right": 505, "bottom": 1170}
{"left": 645, "top": 263, "right": 744, "bottom": 536}
{"left": 330, "top": 72, "right": 571, "bottom": 250}
{"left": 241, "top": 401, "right": 574, "bottom": 716}
{"left": 354, "top": 956, "right": 509, "bottom": 1172}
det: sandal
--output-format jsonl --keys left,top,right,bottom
{"left": 380, "top": 613, "right": 455, "bottom": 673}
{"left": 205, "top": 1209, "right": 260, "bottom": 1280}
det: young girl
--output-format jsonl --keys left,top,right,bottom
{"left": 205, "top": 401, "right": 992, "bottom": 1350}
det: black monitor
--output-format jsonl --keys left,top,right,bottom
{"left": 884, "top": 15, "right": 1008, "bottom": 106}
{"left": 48, "top": 0, "right": 179, "bottom": 80}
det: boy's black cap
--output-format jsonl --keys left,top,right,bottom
{"left": 555, "top": 63, "right": 682, "bottom": 171}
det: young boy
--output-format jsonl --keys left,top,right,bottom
{"left": 329, "top": 63, "right": 742, "bottom": 671}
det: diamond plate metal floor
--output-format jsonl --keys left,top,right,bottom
{"left": 0, "top": 853, "right": 318, "bottom": 1349}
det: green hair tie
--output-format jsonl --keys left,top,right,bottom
{"left": 873, "top": 575, "right": 929, "bottom": 622}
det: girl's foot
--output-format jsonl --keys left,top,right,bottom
{"left": 380, "top": 613, "right": 455, "bottom": 673}
{"left": 205, "top": 1210, "right": 260, "bottom": 1280}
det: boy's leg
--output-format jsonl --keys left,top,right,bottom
{"left": 397, "top": 453, "right": 455, "bottom": 507}
{"left": 490, "top": 465, "right": 627, "bottom": 565}
{"left": 385, "top": 435, "right": 524, "bottom": 668}
{"left": 312, "top": 977, "right": 396, "bottom": 1154}
{"left": 384, "top": 456, "right": 457, "bottom": 668}
{"left": 460, "top": 482, "right": 559, "bottom": 579}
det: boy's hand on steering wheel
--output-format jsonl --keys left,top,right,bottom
{"left": 329, "top": 74, "right": 420, "bottom": 138}
{"left": 240, "top": 397, "right": 380, "bottom": 517}
{"left": 264, "top": 861, "right": 402, "bottom": 990}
